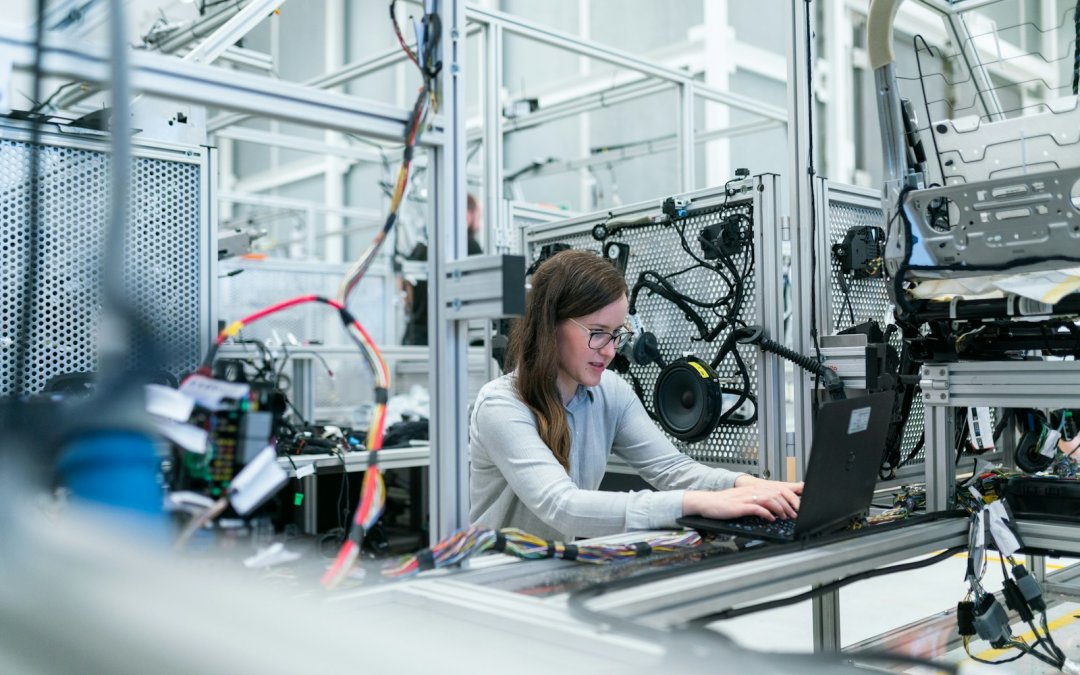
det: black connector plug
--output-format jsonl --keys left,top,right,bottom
{"left": 957, "top": 600, "right": 977, "bottom": 637}
{"left": 1012, "top": 564, "right": 1047, "bottom": 612}
{"left": 1002, "top": 578, "right": 1035, "bottom": 622}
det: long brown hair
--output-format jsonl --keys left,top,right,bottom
{"left": 506, "top": 249, "right": 628, "bottom": 471}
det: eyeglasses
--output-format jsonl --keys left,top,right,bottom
{"left": 567, "top": 317, "right": 634, "bottom": 350}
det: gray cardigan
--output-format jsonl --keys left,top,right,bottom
{"left": 469, "top": 370, "right": 745, "bottom": 540}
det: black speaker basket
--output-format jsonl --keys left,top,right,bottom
{"left": 653, "top": 356, "right": 724, "bottom": 443}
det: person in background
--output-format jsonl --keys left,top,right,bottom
{"left": 469, "top": 249, "right": 802, "bottom": 541}
{"left": 402, "top": 194, "right": 482, "bottom": 346}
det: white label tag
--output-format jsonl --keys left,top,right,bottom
{"left": 987, "top": 500, "right": 1022, "bottom": 557}
{"left": 146, "top": 384, "right": 195, "bottom": 422}
{"left": 154, "top": 418, "right": 208, "bottom": 454}
{"left": 969, "top": 510, "right": 986, "bottom": 581}
{"left": 229, "top": 446, "right": 288, "bottom": 516}
{"left": 294, "top": 464, "right": 316, "bottom": 479}
{"left": 967, "top": 407, "right": 995, "bottom": 451}
{"left": 848, "top": 407, "right": 871, "bottom": 434}
{"left": 180, "top": 374, "right": 250, "bottom": 411}
{"left": 1039, "top": 429, "right": 1062, "bottom": 458}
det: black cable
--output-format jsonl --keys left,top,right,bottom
{"left": 13, "top": 0, "right": 48, "bottom": 397}
{"left": 804, "top": 0, "right": 821, "bottom": 366}
{"left": 1074, "top": 0, "right": 1080, "bottom": 95}
{"left": 835, "top": 269, "right": 857, "bottom": 327}
{"left": 913, "top": 35, "right": 947, "bottom": 184}
{"left": 689, "top": 545, "right": 964, "bottom": 623}
{"left": 336, "top": 450, "right": 350, "bottom": 543}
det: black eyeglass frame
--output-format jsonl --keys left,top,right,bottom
{"left": 567, "top": 317, "right": 634, "bottom": 350}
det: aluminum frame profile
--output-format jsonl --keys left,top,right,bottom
{"left": 578, "top": 517, "right": 969, "bottom": 629}
{"left": 786, "top": 0, "right": 818, "bottom": 482}
{"left": 52, "top": 0, "right": 283, "bottom": 111}
{"left": 205, "top": 23, "right": 485, "bottom": 134}
{"left": 0, "top": 25, "right": 445, "bottom": 145}
{"left": 512, "top": 119, "right": 784, "bottom": 183}
{"left": 921, "top": 360, "right": 1080, "bottom": 510}
{"left": 428, "top": 0, "right": 471, "bottom": 541}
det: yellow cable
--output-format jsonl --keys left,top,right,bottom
{"left": 974, "top": 612, "right": 1079, "bottom": 660}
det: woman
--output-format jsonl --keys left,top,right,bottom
{"left": 469, "top": 249, "right": 802, "bottom": 541}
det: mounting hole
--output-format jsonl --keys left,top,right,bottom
{"left": 925, "top": 197, "right": 958, "bottom": 233}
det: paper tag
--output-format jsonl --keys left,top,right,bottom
{"left": 180, "top": 374, "right": 250, "bottom": 411}
{"left": 146, "top": 384, "right": 195, "bottom": 421}
{"left": 968, "top": 510, "right": 986, "bottom": 581}
{"left": 987, "top": 500, "right": 1022, "bottom": 557}
{"left": 154, "top": 418, "right": 209, "bottom": 454}
{"left": 848, "top": 407, "right": 871, "bottom": 434}
{"left": 1039, "top": 429, "right": 1062, "bottom": 458}
{"left": 229, "top": 446, "right": 288, "bottom": 516}
{"left": 967, "top": 406, "right": 995, "bottom": 451}
{"left": 295, "top": 464, "right": 316, "bottom": 479}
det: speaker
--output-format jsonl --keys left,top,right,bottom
{"left": 1015, "top": 427, "right": 1054, "bottom": 473}
{"left": 653, "top": 356, "right": 723, "bottom": 442}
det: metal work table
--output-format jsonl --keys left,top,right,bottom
{"left": 370, "top": 515, "right": 1080, "bottom": 652}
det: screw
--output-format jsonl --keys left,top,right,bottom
{"left": 939, "top": 393, "right": 946, "bottom": 400}
{"left": 452, "top": 298, "right": 462, "bottom": 310}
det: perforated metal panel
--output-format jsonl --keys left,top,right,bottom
{"left": 522, "top": 180, "right": 785, "bottom": 472}
{"left": 823, "top": 183, "right": 926, "bottom": 471}
{"left": 1, "top": 124, "right": 208, "bottom": 395}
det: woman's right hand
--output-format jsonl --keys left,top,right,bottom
{"left": 682, "top": 482, "right": 802, "bottom": 521}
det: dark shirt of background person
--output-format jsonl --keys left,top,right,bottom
{"left": 402, "top": 194, "right": 482, "bottom": 346}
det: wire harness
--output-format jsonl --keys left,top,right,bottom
{"left": 382, "top": 527, "right": 702, "bottom": 578}
{"left": 959, "top": 491, "right": 1074, "bottom": 670}
{"left": 187, "top": 294, "right": 391, "bottom": 583}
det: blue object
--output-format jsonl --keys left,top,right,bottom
{"left": 57, "top": 431, "right": 165, "bottom": 519}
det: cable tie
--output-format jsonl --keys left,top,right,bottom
{"left": 347, "top": 524, "right": 364, "bottom": 545}
{"left": 545, "top": 541, "right": 556, "bottom": 558}
{"left": 492, "top": 531, "right": 507, "bottom": 552}
{"left": 367, "top": 452, "right": 379, "bottom": 469}
{"left": 563, "top": 544, "right": 578, "bottom": 561}
{"left": 632, "top": 542, "right": 653, "bottom": 557}
{"left": 374, "top": 387, "right": 389, "bottom": 405}
{"left": 416, "top": 548, "right": 436, "bottom": 572}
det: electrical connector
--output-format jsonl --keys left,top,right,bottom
{"left": 1012, "top": 564, "right": 1047, "bottom": 612}
{"left": 1002, "top": 579, "right": 1035, "bottom": 622}
{"left": 974, "top": 595, "right": 1012, "bottom": 648}
{"left": 957, "top": 600, "right": 977, "bottom": 636}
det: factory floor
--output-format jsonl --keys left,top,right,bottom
{"left": 705, "top": 551, "right": 1080, "bottom": 673}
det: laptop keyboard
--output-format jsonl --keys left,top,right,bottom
{"left": 723, "top": 516, "right": 797, "bottom": 538}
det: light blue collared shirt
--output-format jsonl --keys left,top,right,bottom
{"left": 469, "top": 370, "right": 745, "bottom": 540}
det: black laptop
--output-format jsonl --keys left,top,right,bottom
{"left": 678, "top": 391, "right": 895, "bottom": 543}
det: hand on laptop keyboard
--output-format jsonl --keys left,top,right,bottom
{"left": 726, "top": 515, "right": 797, "bottom": 538}
{"left": 683, "top": 478, "right": 803, "bottom": 521}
